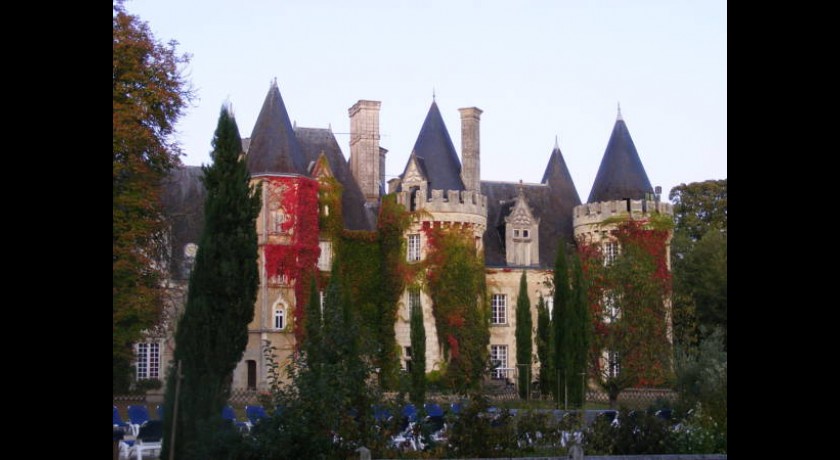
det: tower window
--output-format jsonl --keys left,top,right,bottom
{"left": 603, "top": 241, "right": 619, "bottom": 265}
{"left": 274, "top": 306, "right": 285, "bottom": 330}
{"left": 318, "top": 241, "right": 332, "bottom": 271}
{"left": 408, "top": 234, "right": 421, "bottom": 261}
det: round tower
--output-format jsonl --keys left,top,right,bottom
{"left": 390, "top": 100, "right": 488, "bottom": 373}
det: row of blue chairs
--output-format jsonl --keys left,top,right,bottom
{"left": 373, "top": 402, "right": 459, "bottom": 423}
{"left": 114, "top": 404, "right": 272, "bottom": 436}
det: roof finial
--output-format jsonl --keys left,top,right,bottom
{"left": 432, "top": 87, "right": 436, "bottom": 101}
{"left": 554, "top": 135, "right": 559, "bottom": 150}
{"left": 617, "top": 102, "right": 623, "bottom": 121}
{"left": 271, "top": 77, "right": 277, "bottom": 87}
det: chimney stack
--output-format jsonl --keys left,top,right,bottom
{"left": 348, "top": 100, "right": 382, "bottom": 203}
{"left": 459, "top": 107, "right": 482, "bottom": 192}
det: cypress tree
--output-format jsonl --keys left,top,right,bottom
{"left": 409, "top": 289, "right": 426, "bottom": 407}
{"left": 536, "top": 295, "right": 550, "bottom": 397}
{"left": 161, "top": 105, "right": 261, "bottom": 460}
{"left": 563, "top": 255, "right": 590, "bottom": 408}
{"left": 304, "top": 275, "right": 322, "bottom": 372}
{"left": 550, "top": 239, "right": 571, "bottom": 403}
{"left": 515, "top": 271, "right": 533, "bottom": 399}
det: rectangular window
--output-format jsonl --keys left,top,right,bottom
{"left": 491, "top": 294, "right": 507, "bottom": 325}
{"left": 409, "top": 289, "right": 421, "bottom": 316}
{"left": 318, "top": 240, "right": 332, "bottom": 271}
{"left": 607, "top": 350, "right": 620, "bottom": 378}
{"left": 602, "top": 293, "right": 620, "bottom": 323}
{"left": 604, "top": 241, "right": 619, "bottom": 265}
{"left": 136, "top": 342, "right": 160, "bottom": 381}
{"left": 405, "top": 347, "right": 413, "bottom": 372}
{"left": 407, "top": 234, "right": 421, "bottom": 261}
{"left": 490, "top": 345, "right": 508, "bottom": 379}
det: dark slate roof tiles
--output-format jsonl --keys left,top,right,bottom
{"left": 407, "top": 101, "right": 465, "bottom": 192}
{"left": 246, "top": 82, "right": 309, "bottom": 176}
{"left": 587, "top": 115, "right": 654, "bottom": 203}
{"left": 481, "top": 180, "right": 575, "bottom": 268}
{"left": 294, "top": 127, "right": 375, "bottom": 231}
{"left": 160, "top": 166, "right": 206, "bottom": 280}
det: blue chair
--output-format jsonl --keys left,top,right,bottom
{"left": 245, "top": 405, "right": 269, "bottom": 427}
{"left": 402, "top": 404, "right": 417, "bottom": 422}
{"left": 449, "top": 402, "right": 462, "bottom": 415}
{"left": 222, "top": 406, "right": 249, "bottom": 433}
{"left": 113, "top": 406, "right": 131, "bottom": 432}
{"left": 424, "top": 403, "right": 444, "bottom": 418}
{"left": 373, "top": 405, "right": 392, "bottom": 423}
{"left": 127, "top": 405, "right": 151, "bottom": 437}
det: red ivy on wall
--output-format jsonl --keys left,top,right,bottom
{"left": 262, "top": 176, "right": 320, "bottom": 343}
{"left": 578, "top": 217, "right": 672, "bottom": 388}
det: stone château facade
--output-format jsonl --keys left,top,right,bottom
{"left": 147, "top": 81, "right": 672, "bottom": 392}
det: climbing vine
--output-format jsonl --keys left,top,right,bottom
{"left": 422, "top": 222, "right": 489, "bottom": 392}
{"left": 578, "top": 214, "right": 674, "bottom": 401}
{"left": 263, "top": 176, "right": 320, "bottom": 343}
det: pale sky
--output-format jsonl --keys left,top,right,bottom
{"left": 125, "top": 0, "right": 726, "bottom": 200}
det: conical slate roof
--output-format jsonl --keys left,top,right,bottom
{"left": 587, "top": 110, "right": 654, "bottom": 203}
{"left": 541, "top": 138, "right": 582, "bottom": 206}
{"left": 246, "top": 81, "right": 308, "bottom": 175}
{"left": 407, "top": 100, "right": 465, "bottom": 192}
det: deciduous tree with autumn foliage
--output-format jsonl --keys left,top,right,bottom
{"left": 113, "top": 0, "right": 193, "bottom": 392}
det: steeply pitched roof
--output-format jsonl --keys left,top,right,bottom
{"left": 246, "top": 81, "right": 309, "bottom": 176}
{"left": 587, "top": 111, "right": 654, "bottom": 203}
{"left": 541, "top": 139, "right": 582, "bottom": 207}
{"left": 294, "top": 127, "right": 375, "bottom": 230}
{"left": 482, "top": 180, "right": 576, "bottom": 268}
{"left": 406, "top": 101, "right": 465, "bottom": 192}
{"left": 160, "top": 166, "right": 206, "bottom": 280}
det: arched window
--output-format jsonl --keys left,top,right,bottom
{"left": 274, "top": 306, "right": 285, "bottom": 330}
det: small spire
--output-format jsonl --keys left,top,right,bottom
{"left": 432, "top": 87, "right": 436, "bottom": 101}
{"left": 517, "top": 179, "right": 525, "bottom": 197}
{"left": 271, "top": 77, "right": 277, "bottom": 88}
{"left": 328, "top": 122, "right": 332, "bottom": 132}
{"left": 617, "top": 102, "right": 623, "bottom": 121}
{"left": 554, "top": 135, "right": 559, "bottom": 150}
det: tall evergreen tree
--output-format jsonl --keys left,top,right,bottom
{"left": 549, "top": 239, "right": 571, "bottom": 403}
{"left": 562, "top": 255, "right": 590, "bottom": 408}
{"left": 161, "top": 106, "right": 261, "bottom": 460}
{"left": 409, "top": 289, "right": 426, "bottom": 407}
{"left": 515, "top": 271, "right": 533, "bottom": 399}
{"left": 304, "top": 275, "right": 322, "bottom": 370}
{"left": 535, "top": 295, "right": 551, "bottom": 397}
